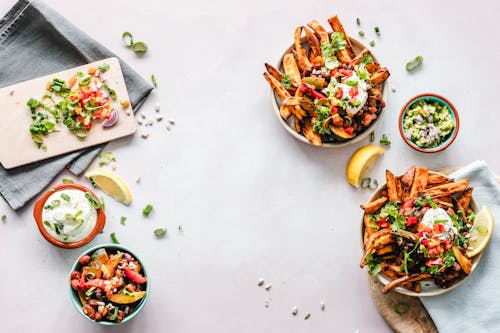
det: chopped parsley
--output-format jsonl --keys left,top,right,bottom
{"left": 142, "top": 204, "right": 154, "bottom": 216}
{"left": 380, "top": 133, "right": 391, "bottom": 146}
{"left": 358, "top": 30, "right": 365, "bottom": 37}
{"left": 365, "top": 253, "right": 382, "bottom": 277}
{"left": 98, "top": 151, "right": 116, "bottom": 166}
{"left": 281, "top": 74, "right": 292, "bottom": 89}
{"left": 1, "top": 215, "right": 7, "bottom": 223}
{"left": 110, "top": 232, "right": 120, "bottom": 244}
{"left": 394, "top": 302, "right": 409, "bottom": 315}
{"left": 379, "top": 202, "right": 406, "bottom": 232}
{"left": 98, "top": 63, "right": 110, "bottom": 73}
{"left": 120, "top": 216, "right": 127, "bottom": 225}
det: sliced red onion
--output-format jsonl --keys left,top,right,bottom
{"left": 102, "top": 108, "right": 119, "bottom": 128}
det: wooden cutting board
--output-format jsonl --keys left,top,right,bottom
{"left": 0, "top": 57, "right": 136, "bottom": 169}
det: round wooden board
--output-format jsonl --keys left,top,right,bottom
{"left": 367, "top": 167, "right": 460, "bottom": 333}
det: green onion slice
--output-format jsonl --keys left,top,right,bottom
{"left": 110, "top": 232, "right": 120, "bottom": 244}
{"left": 406, "top": 56, "right": 423, "bottom": 71}
{"left": 154, "top": 228, "right": 167, "bottom": 237}
{"left": 131, "top": 41, "right": 148, "bottom": 54}
{"left": 122, "top": 32, "right": 134, "bottom": 46}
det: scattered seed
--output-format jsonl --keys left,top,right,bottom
{"left": 291, "top": 306, "right": 298, "bottom": 316}
{"left": 391, "top": 86, "right": 396, "bottom": 93}
{"left": 166, "top": 123, "right": 172, "bottom": 131}
{"left": 156, "top": 115, "right": 164, "bottom": 122}
{"left": 140, "top": 111, "right": 146, "bottom": 119}
{"left": 257, "top": 278, "right": 264, "bottom": 286}
{"left": 304, "top": 312, "right": 311, "bottom": 320}
{"left": 137, "top": 118, "right": 143, "bottom": 125}
{"left": 126, "top": 110, "right": 131, "bottom": 116}
{"left": 136, "top": 176, "right": 142, "bottom": 184}
{"left": 264, "top": 284, "right": 272, "bottom": 291}
{"left": 9, "top": 90, "right": 14, "bottom": 96}
{"left": 141, "top": 133, "right": 149, "bottom": 139}
{"left": 155, "top": 103, "right": 161, "bottom": 112}
{"left": 320, "top": 301, "right": 325, "bottom": 311}
{"left": 111, "top": 163, "right": 117, "bottom": 171}
{"left": 264, "top": 298, "right": 271, "bottom": 308}
{"left": 146, "top": 119, "right": 153, "bottom": 126}
{"left": 168, "top": 119, "right": 176, "bottom": 125}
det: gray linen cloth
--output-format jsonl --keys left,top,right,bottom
{"left": 0, "top": 0, "right": 152, "bottom": 210}
{"left": 421, "top": 160, "right": 500, "bottom": 332}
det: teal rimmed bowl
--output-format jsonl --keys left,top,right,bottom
{"left": 398, "top": 93, "right": 459, "bottom": 153}
{"left": 69, "top": 244, "right": 150, "bottom": 326}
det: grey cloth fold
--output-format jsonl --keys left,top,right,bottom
{"left": 0, "top": 0, "right": 152, "bottom": 210}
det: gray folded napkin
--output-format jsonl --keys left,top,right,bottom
{"left": 421, "top": 160, "right": 500, "bottom": 332}
{"left": 0, "top": 0, "right": 152, "bottom": 210}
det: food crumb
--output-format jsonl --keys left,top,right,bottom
{"left": 140, "top": 111, "right": 146, "bottom": 119}
{"left": 111, "top": 163, "right": 117, "bottom": 171}
{"left": 264, "top": 298, "right": 271, "bottom": 308}
{"left": 155, "top": 103, "right": 160, "bottom": 112}
{"left": 391, "top": 86, "right": 397, "bottom": 93}
{"left": 320, "top": 301, "right": 325, "bottom": 311}
{"left": 9, "top": 90, "right": 14, "bottom": 96}
{"left": 291, "top": 306, "right": 298, "bottom": 316}
{"left": 166, "top": 123, "right": 172, "bottom": 131}
{"left": 264, "top": 284, "right": 272, "bottom": 291}
{"left": 257, "top": 278, "right": 264, "bottom": 286}
{"left": 137, "top": 118, "right": 143, "bottom": 125}
{"left": 304, "top": 312, "right": 311, "bottom": 320}
{"left": 156, "top": 115, "right": 164, "bottom": 122}
{"left": 136, "top": 176, "right": 142, "bottom": 184}
{"left": 141, "top": 133, "right": 149, "bottom": 139}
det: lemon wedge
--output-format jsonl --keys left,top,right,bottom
{"left": 85, "top": 169, "right": 132, "bottom": 205}
{"left": 466, "top": 206, "right": 494, "bottom": 258}
{"left": 346, "top": 145, "right": 385, "bottom": 187}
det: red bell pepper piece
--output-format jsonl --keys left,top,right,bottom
{"left": 123, "top": 267, "right": 147, "bottom": 284}
{"left": 401, "top": 198, "right": 416, "bottom": 209}
{"left": 299, "top": 83, "right": 326, "bottom": 100}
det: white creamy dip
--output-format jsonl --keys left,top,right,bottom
{"left": 41, "top": 189, "right": 97, "bottom": 243}
{"left": 421, "top": 207, "right": 458, "bottom": 241}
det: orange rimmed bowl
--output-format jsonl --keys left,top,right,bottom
{"left": 34, "top": 183, "right": 106, "bottom": 248}
{"left": 398, "top": 93, "right": 459, "bottom": 153}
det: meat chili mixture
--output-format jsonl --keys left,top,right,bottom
{"left": 70, "top": 248, "right": 147, "bottom": 323}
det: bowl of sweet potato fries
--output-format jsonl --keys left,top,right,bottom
{"left": 263, "top": 15, "right": 390, "bottom": 147}
{"left": 360, "top": 166, "right": 484, "bottom": 296}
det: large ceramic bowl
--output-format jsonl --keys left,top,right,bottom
{"left": 271, "top": 36, "right": 389, "bottom": 148}
{"left": 399, "top": 93, "right": 459, "bottom": 153}
{"left": 33, "top": 183, "right": 106, "bottom": 248}
{"left": 360, "top": 171, "right": 481, "bottom": 297}
{"left": 69, "top": 244, "right": 150, "bottom": 325}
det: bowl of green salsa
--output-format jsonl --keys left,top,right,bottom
{"left": 399, "top": 93, "right": 459, "bottom": 153}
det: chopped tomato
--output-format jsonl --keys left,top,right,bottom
{"left": 401, "top": 198, "right": 415, "bottom": 209}
{"left": 349, "top": 86, "right": 359, "bottom": 97}
{"left": 329, "top": 68, "right": 337, "bottom": 77}
{"left": 340, "top": 69, "right": 352, "bottom": 77}
{"left": 426, "top": 258, "right": 443, "bottom": 267}
{"left": 330, "top": 105, "right": 338, "bottom": 115}
{"left": 335, "top": 89, "right": 343, "bottom": 99}
{"left": 405, "top": 216, "right": 417, "bottom": 227}
{"left": 421, "top": 239, "right": 429, "bottom": 247}
{"left": 428, "top": 247, "right": 439, "bottom": 255}
{"left": 344, "top": 126, "right": 354, "bottom": 135}
{"left": 84, "top": 122, "right": 92, "bottom": 130}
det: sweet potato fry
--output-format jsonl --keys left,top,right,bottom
{"left": 264, "top": 63, "right": 283, "bottom": 81}
{"left": 386, "top": 170, "right": 398, "bottom": 202}
{"left": 401, "top": 166, "right": 415, "bottom": 200}
{"left": 327, "top": 15, "right": 355, "bottom": 58}
{"left": 375, "top": 245, "right": 394, "bottom": 256}
{"left": 370, "top": 68, "right": 390, "bottom": 84}
{"left": 381, "top": 273, "right": 432, "bottom": 294}
{"left": 307, "top": 20, "right": 329, "bottom": 44}
{"left": 366, "top": 63, "right": 381, "bottom": 74}
{"left": 457, "top": 187, "right": 473, "bottom": 211}
{"left": 302, "top": 119, "right": 322, "bottom": 146}
{"left": 409, "top": 167, "right": 428, "bottom": 198}
{"left": 352, "top": 48, "right": 371, "bottom": 65}
{"left": 360, "top": 229, "right": 392, "bottom": 267}
{"left": 278, "top": 103, "right": 291, "bottom": 119}
{"left": 422, "top": 179, "right": 469, "bottom": 198}
{"left": 427, "top": 173, "right": 452, "bottom": 187}
{"left": 361, "top": 196, "right": 388, "bottom": 214}
{"left": 304, "top": 26, "right": 322, "bottom": 59}
{"left": 263, "top": 72, "right": 290, "bottom": 101}
{"left": 453, "top": 246, "right": 471, "bottom": 274}
{"left": 363, "top": 214, "right": 377, "bottom": 246}
{"left": 294, "top": 27, "right": 311, "bottom": 72}
{"left": 395, "top": 177, "right": 403, "bottom": 201}
{"left": 292, "top": 49, "right": 312, "bottom": 75}
{"left": 282, "top": 53, "right": 301, "bottom": 86}
{"left": 294, "top": 116, "right": 302, "bottom": 133}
